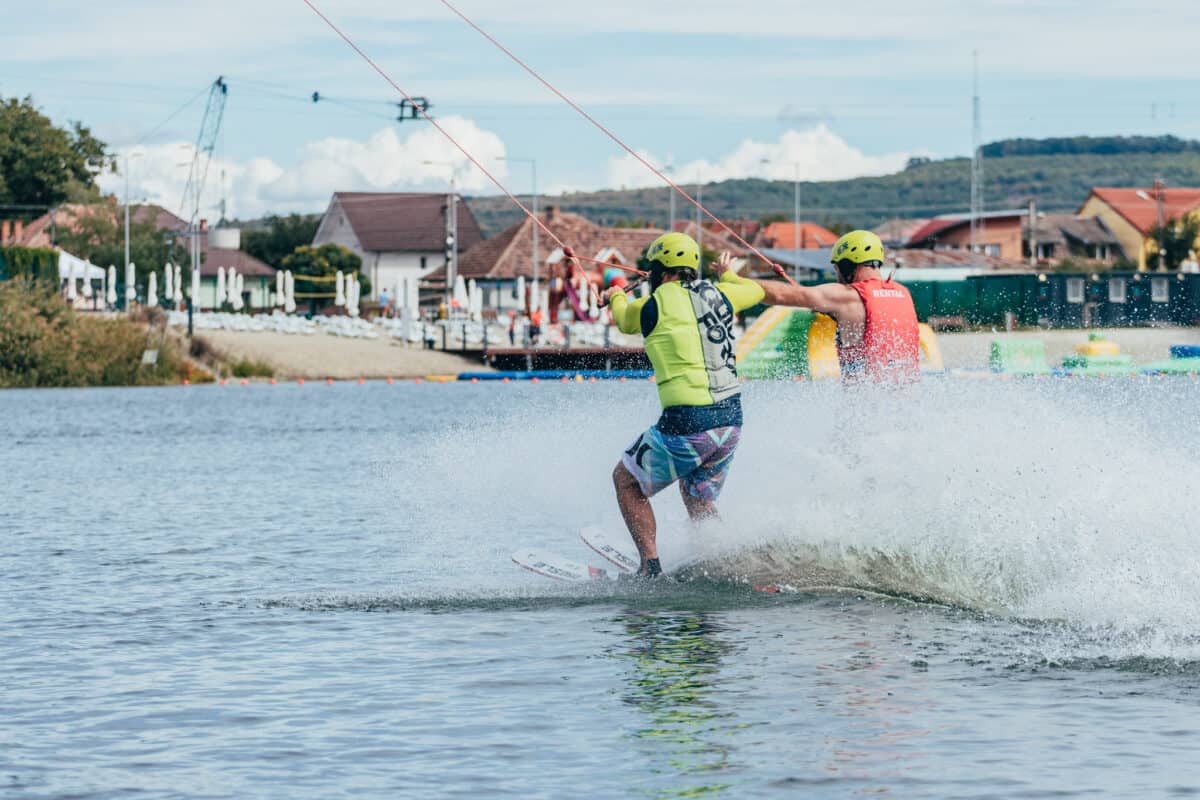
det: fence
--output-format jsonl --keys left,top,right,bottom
{"left": 901, "top": 272, "right": 1200, "bottom": 328}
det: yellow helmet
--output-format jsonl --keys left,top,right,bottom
{"left": 645, "top": 232, "right": 701, "bottom": 270}
{"left": 831, "top": 230, "right": 885, "bottom": 266}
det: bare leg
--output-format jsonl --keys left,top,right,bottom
{"left": 679, "top": 482, "right": 719, "bottom": 522}
{"left": 613, "top": 463, "right": 657, "bottom": 569}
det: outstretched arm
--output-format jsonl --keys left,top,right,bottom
{"left": 711, "top": 252, "right": 856, "bottom": 317}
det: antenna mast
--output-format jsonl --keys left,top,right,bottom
{"left": 970, "top": 51, "right": 983, "bottom": 253}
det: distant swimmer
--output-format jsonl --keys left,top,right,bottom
{"left": 597, "top": 233, "right": 765, "bottom": 577}
{"left": 714, "top": 230, "right": 919, "bottom": 382}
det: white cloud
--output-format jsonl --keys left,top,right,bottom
{"left": 606, "top": 125, "right": 919, "bottom": 189}
{"left": 97, "top": 116, "right": 508, "bottom": 220}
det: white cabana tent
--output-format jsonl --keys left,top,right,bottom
{"left": 57, "top": 250, "right": 105, "bottom": 282}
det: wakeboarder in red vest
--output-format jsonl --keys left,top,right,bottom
{"left": 712, "top": 230, "right": 919, "bottom": 382}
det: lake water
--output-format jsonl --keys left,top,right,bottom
{"left": 3, "top": 378, "right": 1200, "bottom": 798}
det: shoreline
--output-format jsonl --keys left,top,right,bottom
{"left": 199, "top": 329, "right": 487, "bottom": 380}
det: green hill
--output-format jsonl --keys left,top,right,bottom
{"left": 467, "top": 136, "right": 1200, "bottom": 236}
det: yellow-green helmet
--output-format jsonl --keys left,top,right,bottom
{"left": 645, "top": 232, "right": 701, "bottom": 270}
{"left": 831, "top": 230, "right": 885, "bottom": 266}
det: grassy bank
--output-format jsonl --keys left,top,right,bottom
{"left": 0, "top": 280, "right": 201, "bottom": 388}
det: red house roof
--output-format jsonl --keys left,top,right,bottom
{"left": 1082, "top": 187, "right": 1200, "bottom": 235}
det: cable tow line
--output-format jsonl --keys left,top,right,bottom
{"left": 437, "top": 0, "right": 799, "bottom": 287}
{"left": 301, "top": 0, "right": 646, "bottom": 278}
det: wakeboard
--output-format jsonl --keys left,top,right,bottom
{"left": 578, "top": 526, "right": 639, "bottom": 574}
{"left": 511, "top": 550, "right": 617, "bottom": 583}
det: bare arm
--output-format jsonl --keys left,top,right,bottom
{"left": 756, "top": 280, "right": 860, "bottom": 317}
{"left": 710, "top": 251, "right": 860, "bottom": 319}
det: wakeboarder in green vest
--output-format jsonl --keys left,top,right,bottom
{"left": 598, "top": 232, "right": 765, "bottom": 577}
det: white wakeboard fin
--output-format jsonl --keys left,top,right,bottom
{"left": 512, "top": 550, "right": 614, "bottom": 583}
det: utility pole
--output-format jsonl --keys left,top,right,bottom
{"left": 124, "top": 154, "right": 131, "bottom": 281}
{"left": 1027, "top": 197, "right": 1038, "bottom": 266}
{"left": 1155, "top": 177, "right": 1166, "bottom": 271}
{"left": 447, "top": 175, "right": 459, "bottom": 307}
{"left": 695, "top": 182, "right": 703, "bottom": 255}
{"left": 666, "top": 164, "right": 676, "bottom": 231}
{"left": 793, "top": 163, "right": 801, "bottom": 280}
{"left": 970, "top": 50, "right": 983, "bottom": 254}
{"left": 531, "top": 161, "right": 538, "bottom": 286}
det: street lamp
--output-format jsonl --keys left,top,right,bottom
{"left": 497, "top": 157, "right": 538, "bottom": 284}
{"left": 118, "top": 151, "right": 144, "bottom": 286}
{"left": 664, "top": 163, "right": 676, "bottom": 232}
{"left": 760, "top": 159, "right": 802, "bottom": 280}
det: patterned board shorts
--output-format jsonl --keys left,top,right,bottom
{"left": 620, "top": 424, "right": 741, "bottom": 502}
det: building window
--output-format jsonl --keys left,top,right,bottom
{"left": 1093, "top": 245, "right": 1109, "bottom": 260}
{"left": 420, "top": 256, "right": 427, "bottom": 270}
{"left": 984, "top": 244, "right": 1001, "bottom": 256}
{"left": 1066, "top": 277, "right": 1085, "bottom": 304}
{"left": 1108, "top": 277, "right": 1127, "bottom": 303}
{"left": 1038, "top": 243, "right": 1054, "bottom": 260}
{"left": 1151, "top": 277, "right": 1170, "bottom": 303}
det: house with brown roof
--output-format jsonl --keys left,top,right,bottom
{"left": 443, "top": 207, "right": 659, "bottom": 309}
{"left": 905, "top": 210, "right": 1027, "bottom": 260}
{"left": 872, "top": 218, "right": 931, "bottom": 248}
{"left": 312, "top": 192, "right": 484, "bottom": 301}
{"left": 1027, "top": 214, "right": 1122, "bottom": 264}
{"left": 1078, "top": 186, "right": 1200, "bottom": 269}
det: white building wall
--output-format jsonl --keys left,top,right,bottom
{"left": 370, "top": 251, "right": 442, "bottom": 300}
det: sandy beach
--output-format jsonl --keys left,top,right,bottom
{"left": 199, "top": 324, "right": 1200, "bottom": 379}
{"left": 202, "top": 330, "right": 487, "bottom": 379}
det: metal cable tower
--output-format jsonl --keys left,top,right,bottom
{"left": 969, "top": 52, "right": 983, "bottom": 253}
{"left": 179, "top": 77, "right": 229, "bottom": 289}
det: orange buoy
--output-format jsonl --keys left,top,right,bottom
{"left": 240, "top": 379, "right": 248, "bottom": 386}
{"left": 470, "top": 377, "right": 479, "bottom": 384}
{"left": 414, "top": 378, "right": 423, "bottom": 384}
{"left": 357, "top": 377, "right": 365, "bottom": 384}
{"left": 386, "top": 377, "right": 394, "bottom": 385}
{"left": 531, "top": 377, "right": 540, "bottom": 384}
{"left": 297, "top": 378, "right": 305, "bottom": 385}
{"left": 326, "top": 378, "right": 334, "bottom": 385}
{"left": 269, "top": 378, "right": 277, "bottom": 385}
{"left": 560, "top": 376, "right": 569, "bottom": 383}
{"left": 219, "top": 379, "right": 227, "bottom": 386}
{"left": 502, "top": 377, "right": 510, "bottom": 383}
{"left": 182, "top": 379, "right": 190, "bottom": 386}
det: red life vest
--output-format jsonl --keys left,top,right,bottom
{"left": 837, "top": 278, "right": 920, "bottom": 382}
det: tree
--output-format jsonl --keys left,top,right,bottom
{"left": 242, "top": 214, "right": 320, "bottom": 269}
{"left": 0, "top": 97, "right": 107, "bottom": 217}
{"left": 281, "top": 243, "right": 367, "bottom": 309}
{"left": 54, "top": 205, "right": 188, "bottom": 283}
{"left": 1147, "top": 215, "right": 1200, "bottom": 270}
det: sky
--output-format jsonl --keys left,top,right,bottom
{"left": 4, "top": 0, "right": 1200, "bottom": 221}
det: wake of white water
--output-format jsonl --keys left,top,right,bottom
{"left": 694, "top": 379, "right": 1200, "bottom": 639}
{"left": 397, "top": 379, "right": 1200, "bottom": 653}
